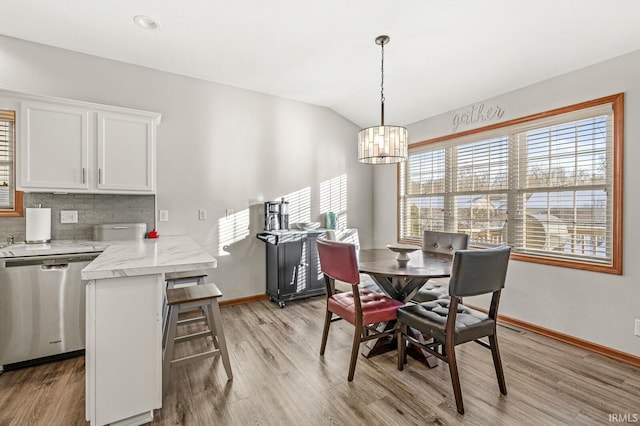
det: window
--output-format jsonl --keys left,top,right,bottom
{"left": 399, "top": 94, "right": 623, "bottom": 274}
{"left": 320, "top": 174, "right": 348, "bottom": 229}
{"left": 0, "top": 109, "right": 22, "bottom": 217}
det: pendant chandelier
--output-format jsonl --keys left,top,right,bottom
{"left": 358, "top": 35, "right": 408, "bottom": 164}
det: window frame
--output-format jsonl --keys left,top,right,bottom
{"left": 398, "top": 94, "right": 623, "bottom": 275}
{"left": 0, "top": 109, "right": 22, "bottom": 217}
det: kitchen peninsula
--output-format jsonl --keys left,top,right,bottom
{"left": 82, "top": 236, "right": 216, "bottom": 426}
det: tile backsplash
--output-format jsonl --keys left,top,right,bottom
{"left": 1, "top": 193, "right": 155, "bottom": 242}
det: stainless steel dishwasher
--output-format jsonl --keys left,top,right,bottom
{"left": 0, "top": 252, "right": 100, "bottom": 370}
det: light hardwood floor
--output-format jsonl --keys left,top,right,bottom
{"left": 0, "top": 297, "right": 638, "bottom": 425}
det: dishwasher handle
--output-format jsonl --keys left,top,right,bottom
{"left": 1, "top": 253, "right": 100, "bottom": 268}
{"left": 41, "top": 263, "right": 70, "bottom": 271}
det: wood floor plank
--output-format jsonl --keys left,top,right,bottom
{"left": 0, "top": 298, "right": 638, "bottom": 425}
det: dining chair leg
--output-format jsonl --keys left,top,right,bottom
{"left": 489, "top": 334, "right": 507, "bottom": 395}
{"left": 397, "top": 323, "right": 406, "bottom": 370}
{"left": 446, "top": 339, "right": 464, "bottom": 415}
{"left": 347, "top": 325, "right": 362, "bottom": 381}
{"left": 320, "top": 308, "right": 332, "bottom": 355}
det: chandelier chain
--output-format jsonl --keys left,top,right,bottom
{"left": 358, "top": 34, "right": 407, "bottom": 164}
{"left": 380, "top": 41, "right": 385, "bottom": 105}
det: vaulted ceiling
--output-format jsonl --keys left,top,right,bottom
{"left": 1, "top": 1, "right": 639, "bottom": 127}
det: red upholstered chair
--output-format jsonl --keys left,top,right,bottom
{"left": 316, "top": 238, "right": 404, "bottom": 381}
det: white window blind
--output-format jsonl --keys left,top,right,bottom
{"left": 0, "top": 110, "right": 15, "bottom": 210}
{"left": 400, "top": 98, "right": 620, "bottom": 272}
{"left": 320, "top": 174, "right": 348, "bottom": 229}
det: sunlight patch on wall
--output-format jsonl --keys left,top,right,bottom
{"left": 320, "top": 174, "right": 348, "bottom": 229}
{"left": 218, "top": 208, "right": 250, "bottom": 256}
{"left": 281, "top": 186, "right": 311, "bottom": 224}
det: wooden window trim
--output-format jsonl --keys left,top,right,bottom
{"left": 0, "top": 109, "right": 22, "bottom": 217}
{"left": 397, "top": 93, "right": 624, "bottom": 275}
{"left": 0, "top": 190, "right": 23, "bottom": 217}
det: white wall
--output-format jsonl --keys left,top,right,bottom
{"left": 0, "top": 35, "right": 373, "bottom": 300}
{"left": 374, "top": 50, "right": 640, "bottom": 356}
{"left": 4, "top": 32, "right": 636, "bottom": 356}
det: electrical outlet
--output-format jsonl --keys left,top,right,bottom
{"left": 159, "top": 210, "right": 169, "bottom": 222}
{"left": 198, "top": 209, "right": 207, "bottom": 221}
{"left": 635, "top": 319, "right": 640, "bottom": 337}
{"left": 60, "top": 210, "right": 78, "bottom": 224}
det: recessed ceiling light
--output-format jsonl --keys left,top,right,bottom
{"left": 133, "top": 15, "right": 160, "bottom": 31}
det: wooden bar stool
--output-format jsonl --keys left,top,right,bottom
{"left": 163, "top": 271, "right": 208, "bottom": 339}
{"left": 162, "top": 283, "right": 233, "bottom": 396}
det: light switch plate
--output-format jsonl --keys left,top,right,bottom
{"left": 159, "top": 210, "right": 169, "bottom": 222}
{"left": 635, "top": 319, "right": 640, "bottom": 337}
{"left": 60, "top": 210, "right": 78, "bottom": 224}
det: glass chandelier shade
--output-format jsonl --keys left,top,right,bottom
{"left": 357, "top": 35, "right": 408, "bottom": 165}
{"left": 357, "top": 124, "right": 408, "bottom": 164}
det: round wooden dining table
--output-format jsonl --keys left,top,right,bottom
{"left": 357, "top": 248, "right": 453, "bottom": 365}
{"left": 358, "top": 248, "right": 452, "bottom": 301}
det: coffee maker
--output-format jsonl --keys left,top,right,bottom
{"left": 264, "top": 199, "right": 289, "bottom": 231}
{"left": 279, "top": 200, "right": 289, "bottom": 230}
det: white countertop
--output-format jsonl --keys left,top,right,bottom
{"left": 0, "top": 240, "right": 108, "bottom": 258}
{"left": 81, "top": 235, "right": 216, "bottom": 280}
{"left": 0, "top": 236, "right": 216, "bottom": 281}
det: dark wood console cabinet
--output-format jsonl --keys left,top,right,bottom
{"left": 257, "top": 231, "right": 325, "bottom": 308}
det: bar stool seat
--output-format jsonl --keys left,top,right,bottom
{"left": 163, "top": 271, "right": 208, "bottom": 333}
{"left": 163, "top": 283, "right": 233, "bottom": 396}
{"left": 165, "top": 271, "right": 207, "bottom": 288}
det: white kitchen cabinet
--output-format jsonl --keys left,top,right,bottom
{"left": 85, "top": 275, "right": 163, "bottom": 426}
{"left": 97, "top": 112, "right": 155, "bottom": 192}
{"left": 82, "top": 236, "right": 215, "bottom": 425}
{"left": 19, "top": 101, "right": 90, "bottom": 191}
{"left": 18, "top": 97, "right": 160, "bottom": 194}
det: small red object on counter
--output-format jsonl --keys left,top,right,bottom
{"left": 148, "top": 229, "right": 159, "bottom": 238}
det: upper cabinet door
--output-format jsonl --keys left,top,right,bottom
{"left": 97, "top": 112, "right": 155, "bottom": 193}
{"left": 16, "top": 93, "right": 160, "bottom": 194}
{"left": 19, "top": 102, "right": 90, "bottom": 190}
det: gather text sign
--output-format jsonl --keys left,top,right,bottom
{"left": 452, "top": 103, "right": 505, "bottom": 133}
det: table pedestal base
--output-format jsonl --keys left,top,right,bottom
{"left": 406, "top": 337, "right": 439, "bottom": 368}
{"left": 360, "top": 321, "right": 438, "bottom": 368}
{"left": 356, "top": 265, "right": 451, "bottom": 370}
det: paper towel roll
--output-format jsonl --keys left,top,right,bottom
{"left": 26, "top": 208, "right": 52, "bottom": 243}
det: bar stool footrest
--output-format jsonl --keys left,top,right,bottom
{"left": 174, "top": 330, "right": 213, "bottom": 343}
{"left": 170, "top": 348, "right": 220, "bottom": 368}
{"left": 177, "top": 315, "right": 207, "bottom": 326}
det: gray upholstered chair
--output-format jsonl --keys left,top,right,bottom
{"left": 397, "top": 245, "right": 511, "bottom": 414}
{"left": 412, "top": 230, "right": 469, "bottom": 303}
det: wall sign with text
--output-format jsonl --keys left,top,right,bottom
{"left": 452, "top": 103, "right": 505, "bottom": 132}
